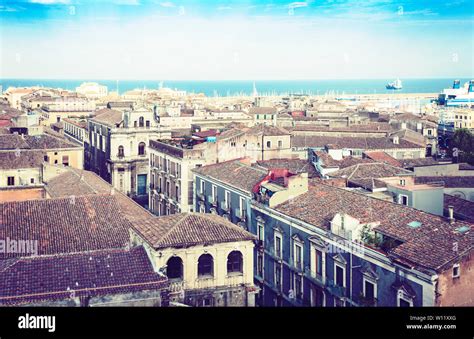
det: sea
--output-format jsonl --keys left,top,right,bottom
{"left": 0, "top": 78, "right": 470, "bottom": 97}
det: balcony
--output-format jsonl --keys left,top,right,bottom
{"left": 265, "top": 247, "right": 282, "bottom": 263}
{"left": 225, "top": 273, "right": 245, "bottom": 287}
{"left": 195, "top": 276, "right": 216, "bottom": 289}
{"left": 235, "top": 209, "right": 247, "bottom": 222}
{"left": 326, "top": 279, "right": 346, "bottom": 298}
{"left": 220, "top": 200, "right": 230, "bottom": 212}
{"left": 207, "top": 195, "right": 217, "bottom": 206}
{"left": 303, "top": 267, "right": 325, "bottom": 288}
{"left": 168, "top": 279, "right": 185, "bottom": 294}
{"left": 357, "top": 294, "right": 378, "bottom": 307}
{"left": 255, "top": 239, "right": 264, "bottom": 251}
{"left": 287, "top": 257, "right": 304, "bottom": 273}
{"left": 197, "top": 192, "right": 205, "bottom": 201}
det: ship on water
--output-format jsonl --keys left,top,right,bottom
{"left": 386, "top": 79, "right": 403, "bottom": 90}
{"left": 437, "top": 79, "right": 474, "bottom": 107}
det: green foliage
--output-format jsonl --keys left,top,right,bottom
{"left": 360, "top": 224, "right": 380, "bottom": 247}
{"left": 452, "top": 129, "right": 474, "bottom": 165}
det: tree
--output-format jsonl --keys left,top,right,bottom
{"left": 451, "top": 129, "right": 474, "bottom": 165}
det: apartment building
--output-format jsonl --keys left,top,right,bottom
{"left": 87, "top": 106, "right": 170, "bottom": 206}
{"left": 192, "top": 160, "right": 474, "bottom": 307}
{"left": 148, "top": 139, "right": 215, "bottom": 215}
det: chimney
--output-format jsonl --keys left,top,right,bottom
{"left": 448, "top": 205, "right": 454, "bottom": 224}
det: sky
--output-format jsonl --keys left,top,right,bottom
{"left": 0, "top": 0, "right": 473, "bottom": 80}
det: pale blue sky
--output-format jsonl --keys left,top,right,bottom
{"left": 1, "top": 0, "right": 473, "bottom": 79}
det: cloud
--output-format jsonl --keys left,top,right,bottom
{"left": 29, "top": 0, "right": 71, "bottom": 4}
{"left": 160, "top": 1, "right": 175, "bottom": 7}
{"left": 0, "top": 5, "right": 19, "bottom": 12}
{"left": 288, "top": 2, "right": 309, "bottom": 9}
{"left": 114, "top": 0, "right": 140, "bottom": 5}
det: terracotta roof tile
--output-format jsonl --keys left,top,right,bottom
{"left": 132, "top": 213, "right": 256, "bottom": 249}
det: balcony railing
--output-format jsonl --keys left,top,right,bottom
{"left": 169, "top": 279, "right": 185, "bottom": 294}
{"left": 326, "top": 279, "right": 346, "bottom": 298}
{"left": 220, "top": 200, "right": 230, "bottom": 212}
{"left": 207, "top": 195, "right": 217, "bottom": 206}
{"left": 265, "top": 247, "right": 282, "bottom": 262}
{"left": 303, "top": 267, "right": 326, "bottom": 288}
{"left": 287, "top": 257, "right": 304, "bottom": 273}
{"left": 235, "top": 209, "right": 247, "bottom": 222}
{"left": 195, "top": 276, "right": 216, "bottom": 289}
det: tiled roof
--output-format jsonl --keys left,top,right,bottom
{"left": 248, "top": 107, "right": 277, "bottom": 115}
{"left": 272, "top": 184, "right": 473, "bottom": 273}
{"left": 246, "top": 124, "right": 290, "bottom": 136}
{"left": 291, "top": 123, "right": 393, "bottom": 133}
{"left": 45, "top": 168, "right": 113, "bottom": 197}
{"left": 90, "top": 108, "right": 123, "bottom": 127}
{"left": 363, "top": 151, "right": 402, "bottom": 167}
{"left": 444, "top": 194, "right": 474, "bottom": 222}
{"left": 44, "top": 168, "right": 155, "bottom": 222}
{"left": 0, "top": 195, "right": 131, "bottom": 259}
{"left": 0, "top": 246, "right": 168, "bottom": 305}
{"left": 193, "top": 159, "right": 268, "bottom": 193}
{"left": 23, "top": 134, "right": 80, "bottom": 150}
{"left": 0, "top": 134, "right": 80, "bottom": 150}
{"left": 0, "top": 151, "right": 45, "bottom": 169}
{"left": 399, "top": 157, "right": 440, "bottom": 168}
{"left": 415, "top": 176, "right": 474, "bottom": 188}
{"left": 389, "top": 129, "right": 426, "bottom": 146}
{"left": 255, "top": 159, "right": 318, "bottom": 178}
{"left": 132, "top": 213, "right": 256, "bottom": 249}
{"left": 328, "top": 163, "right": 412, "bottom": 180}
{"left": 314, "top": 150, "right": 374, "bottom": 169}
{"left": 291, "top": 135, "right": 424, "bottom": 150}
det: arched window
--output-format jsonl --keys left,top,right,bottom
{"left": 227, "top": 251, "right": 243, "bottom": 274}
{"left": 118, "top": 145, "right": 124, "bottom": 157}
{"left": 139, "top": 116, "right": 144, "bottom": 127}
{"left": 166, "top": 256, "right": 183, "bottom": 279}
{"left": 138, "top": 142, "right": 146, "bottom": 155}
{"left": 198, "top": 253, "right": 214, "bottom": 277}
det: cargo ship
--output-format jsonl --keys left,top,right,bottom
{"left": 438, "top": 80, "right": 474, "bottom": 107}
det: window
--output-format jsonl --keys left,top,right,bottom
{"left": 200, "top": 180, "right": 205, "bottom": 194}
{"left": 30, "top": 178, "right": 35, "bottom": 184}
{"left": 7, "top": 176, "right": 15, "bottom": 186}
{"left": 227, "top": 251, "right": 243, "bottom": 274}
{"left": 62, "top": 155, "right": 69, "bottom": 166}
{"left": 363, "top": 278, "right": 376, "bottom": 299}
{"left": 294, "top": 274, "right": 302, "bottom": 299}
{"left": 427, "top": 129, "right": 432, "bottom": 135}
{"left": 266, "top": 141, "right": 271, "bottom": 148}
{"left": 399, "top": 194, "right": 409, "bottom": 206}
{"left": 202, "top": 298, "right": 213, "bottom": 307}
{"left": 54, "top": 159, "right": 58, "bottom": 164}
{"left": 146, "top": 120, "right": 150, "bottom": 128}
{"left": 198, "top": 254, "right": 214, "bottom": 277}
{"left": 275, "top": 264, "right": 282, "bottom": 288}
{"left": 275, "top": 234, "right": 282, "bottom": 258}
{"left": 257, "top": 222, "right": 264, "bottom": 242}
{"left": 278, "top": 140, "right": 282, "bottom": 148}
{"left": 44, "top": 155, "right": 49, "bottom": 162}
{"left": 166, "top": 256, "right": 183, "bottom": 279}
{"left": 139, "top": 116, "right": 144, "bottom": 127}
{"left": 118, "top": 145, "right": 124, "bottom": 157}
{"left": 399, "top": 179, "right": 406, "bottom": 186}
{"left": 138, "top": 142, "right": 146, "bottom": 156}
{"left": 453, "top": 263, "right": 460, "bottom": 278}
{"left": 239, "top": 197, "right": 246, "bottom": 220}
{"left": 212, "top": 185, "right": 217, "bottom": 203}
{"left": 225, "top": 191, "right": 230, "bottom": 209}
{"left": 315, "top": 249, "right": 323, "bottom": 276}
{"left": 397, "top": 291, "right": 413, "bottom": 307}
{"left": 294, "top": 242, "right": 303, "bottom": 269}
{"left": 257, "top": 253, "right": 264, "bottom": 277}
{"left": 335, "top": 263, "right": 345, "bottom": 287}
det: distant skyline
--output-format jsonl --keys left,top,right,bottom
{"left": 1, "top": 0, "right": 473, "bottom": 80}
